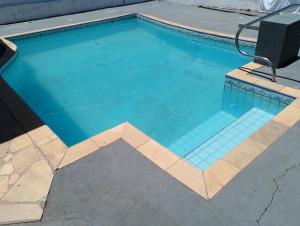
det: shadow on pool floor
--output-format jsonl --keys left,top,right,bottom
{"left": 0, "top": 79, "right": 44, "bottom": 144}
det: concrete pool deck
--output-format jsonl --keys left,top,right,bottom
{"left": 12, "top": 131, "right": 300, "bottom": 226}
{"left": 0, "top": 0, "right": 299, "bottom": 225}
{"left": 0, "top": 1, "right": 259, "bottom": 37}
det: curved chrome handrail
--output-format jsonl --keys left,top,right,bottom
{"left": 235, "top": 4, "right": 300, "bottom": 82}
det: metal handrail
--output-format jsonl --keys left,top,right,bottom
{"left": 235, "top": 4, "right": 300, "bottom": 82}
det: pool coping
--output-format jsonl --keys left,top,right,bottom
{"left": 0, "top": 37, "right": 16, "bottom": 52}
{"left": 0, "top": 13, "right": 300, "bottom": 224}
{"left": 1, "top": 13, "right": 256, "bottom": 43}
{"left": 0, "top": 37, "right": 17, "bottom": 69}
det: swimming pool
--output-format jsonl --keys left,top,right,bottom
{"left": 2, "top": 15, "right": 293, "bottom": 170}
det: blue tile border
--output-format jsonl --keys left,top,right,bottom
{"left": 225, "top": 76, "right": 295, "bottom": 105}
{"left": 6, "top": 13, "right": 255, "bottom": 51}
{"left": 137, "top": 14, "right": 255, "bottom": 49}
{"left": 7, "top": 14, "right": 136, "bottom": 41}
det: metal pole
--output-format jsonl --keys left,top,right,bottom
{"left": 235, "top": 4, "right": 300, "bottom": 82}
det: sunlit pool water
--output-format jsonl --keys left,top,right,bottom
{"left": 2, "top": 15, "right": 293, "bottom": 169}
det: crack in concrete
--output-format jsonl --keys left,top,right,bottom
{"left": 209, "top": 162, "right": 300, "bottom": 226}
{"left": 256, "top": 162, "right": 300, "bottom": 226}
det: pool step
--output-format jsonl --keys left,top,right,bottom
{"left": 168, "top": 111, "right": 237, "bottom": 157}
{"left": 184, "top": 108, "right": 274, "bottom": 170}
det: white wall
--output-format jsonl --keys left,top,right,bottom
{"left": 0, "top": 0, "right": 149, "bottom": 25}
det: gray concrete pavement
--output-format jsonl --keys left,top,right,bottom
{"left": 167, "top": 0, "right": 260, "bottom": 11}
{"left": 16, "top": 119, "right": 300, "bottom": 226}
{"left": 250, "top": 58, "right": 300, "bottom": 88}
{"left": 23, "top": 140, "right": 232, "bottom": 226}
{"left": 0, "top": 0, "right": 149, "bottom": 25}
{"left": 0, "top": 1, "right": 259, "bottom": 38}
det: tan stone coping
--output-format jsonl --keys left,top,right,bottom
{"left": 1, "top": 13, "right": 300, "bottom": 224}
{"left": 138, "top": 13, "right": 257, "bottom": 43}
{"left": 3, "top": 13, "right": 135, "bottom": 39}
{"left": 3, "top": 13, "right": 256, "bottom": 44}
{"left": 0, "top": 36, "right": 17, "bottom": 70}
{"left": 0, "top": 37, "right": 17, "bottom": 52}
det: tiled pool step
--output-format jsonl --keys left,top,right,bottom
{"left": 168, "top": 111, "right": 237, "bottom": 157}
{"left": 184, "top": 108, "right": 274, "bottom": 170}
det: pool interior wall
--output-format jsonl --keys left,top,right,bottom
{"left": 2, "top": 15, "right": 293, "bottom": 170}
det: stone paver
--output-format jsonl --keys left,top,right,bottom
{"left": 8, "top": 134, "right": 32, "bottom": 153}
{"left": 58, "top": 139, "right": 99, "bottom": 169}
{"left": 0, "top": 162, "right": 14, "bottom": 176}
{"left": 12, "top": 145, "right": 40, "bottom": 174}
{"left": 223, "top": 138, "right": 266, "bottom": 169}
{"left": 92, "top": 123, "right": 124, "bottom": 147}
{"left": 273, "top": 105, "right": 300, "bottom": 127}
{"left": 0, "top": 129, "right": 60, "bottom": 224}
{"left": 137, "top": 140, "right": 180, "bottom": 170}
{"left": 122, "top": 123, "right": 150, "bottom": 148}
{"left": 167, "top": 159, "right": 208, "bottom": 198}
{"left": 28, "top": 126, "right": 53, "bottom": 143}
{"left": 0, "top": 176, "right": 8, "bottom": 194}
{"left": 251, "top": 121, "right": 288, "bottom": 146}
{"left": 40, "top": 139, "right": 67, "bottom": 170}
{"left": 0, "top": 143, "right": 9, "bottom": 158}
{"left": 2, "top": 160, "right": 53, "bottom": 203}
{"left": 0, "top": 204, "right": 42, "bottom": 225}
{"left": 3, "top": 154, "right": 13, "bottom": 162}
{"left": 8, "top": 173, "right": 19, "bottom": 186}
{"left": 204, "top": 159, "right": 239, "bottom": 192}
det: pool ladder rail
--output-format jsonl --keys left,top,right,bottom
{"left": 235, "top": 4, "right": 300, "bottom": 82}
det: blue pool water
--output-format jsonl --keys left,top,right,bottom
{"left": 2, "top": 16, "right": 293, "bottom": 169}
